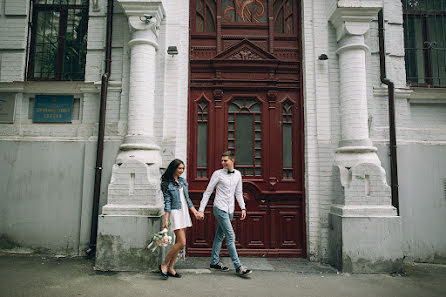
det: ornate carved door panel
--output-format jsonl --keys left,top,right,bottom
{"left": 187, "top": 0, "right": 305, "bottom": 257}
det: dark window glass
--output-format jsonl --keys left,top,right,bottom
{"left": 229, "top": 98, "right": 262, "bottom": 177}
{"left": 402, "top": 0, "right": 446, "bottom": 87}
{"left": 236, "top": 114, "right": 254, "bottom": 165}
{"left": 28, "top": 0, "right": 89, "bottom": 81}
{"left": 197, "top": 100, "right": 209, "bottom": 178}
{"left": 196, "top": 0, "right": 216, "bottom": 32}
{"left": 282, "top": 101, "right": 293, "bottom": 179}
{"left": 273, "top": 0, "right": 294, "bottom": 33}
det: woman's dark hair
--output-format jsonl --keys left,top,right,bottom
{"left": 161, "top": 159, "right": 184, "bottom": 190}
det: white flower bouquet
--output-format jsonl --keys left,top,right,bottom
{"left": 147, "top": 228, "right": 172, "bottom": 252}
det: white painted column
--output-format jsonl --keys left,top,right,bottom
{"left": 329, "top": 6, "right": 382, "bottom": 168}
{"left": 95, "top": 1, "right": 167, "bottom": 271}
{"left": 115, "top": 0, "right": 165, "bottom": 164}
{"left": 102, "top": 0, "right": 166, "bottom": 215}
{"left": 337, "top": 36, "right": 370, "bottom": 146}
{"left": 127, "top": 25, "right": 157, "bottom": 138}
{"left": 327, "top": 3, "right": 402, "bottom": 273}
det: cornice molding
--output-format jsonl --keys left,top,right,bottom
{"left": 0, "top": 82, "right": 101, "bottom": 94}
{"left": 373, "top": 86, "right": 412, "bottom": 99}
{"left": 329, "top": 3, "right": 382, "bottom": 41}
{"left": 117, "top": 0, "right": 165, "bottom": 34}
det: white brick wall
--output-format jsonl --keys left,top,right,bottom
{"left": 154, "top": 18, "right": 166, "bottom": 146}
{"left": 161, "top": 0, "right": 190, "bottom": 168}
{"left": 1, "top": 0, "right": 444, "bottom": 261}
{"left": 85, "top": 50, "right": 104, "bottom": 82}
{"left": 0, "top": 17, "right": 27, "bottom": 49}
{"left": 4, "top": 0, "right": 28, "bottom": 16}
{"left": 0, "top": 52, "right": 25, "bottom": 81}
{"left": 0, "top": 6, "right": 28, "bottom": 82}
{"left": 86, "top": 16, "right": 106, "bottom": 50}
{"left": 303, "top": 0, "right": 338, "bottom": 261}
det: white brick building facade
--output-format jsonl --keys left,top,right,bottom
{"left": 0, "top": 0, "right": 445, "bottom": 270}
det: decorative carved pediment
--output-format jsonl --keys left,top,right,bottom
{"left": 212, "top": 39, "right": 278, "bottom": 61}
{"left": 228, "top": 48, "right": 262, "bottom": 60}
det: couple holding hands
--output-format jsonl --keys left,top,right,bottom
{"left": 159, "top": 151, "right": 252, "bottom": 279}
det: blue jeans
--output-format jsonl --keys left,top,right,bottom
{"left": 211, "top": 207, "right": 241, "bottom": 269}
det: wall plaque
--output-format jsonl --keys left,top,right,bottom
{"left": 33, "top": 95, "right": 73, "bottom": 123}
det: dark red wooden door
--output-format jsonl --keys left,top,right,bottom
{"left": 187, "top": 0, "right": 305, "bottom": 257}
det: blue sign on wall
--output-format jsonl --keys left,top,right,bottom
{"left": 33, "top": 95, "right": 73, "bottom": 123}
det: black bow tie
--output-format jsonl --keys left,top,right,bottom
{"left": 227, "top": 170, "right": 235, "bottom": 174}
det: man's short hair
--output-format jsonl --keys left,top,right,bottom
{"left": 221, "top": 150, "right": 235, "bottom": 160}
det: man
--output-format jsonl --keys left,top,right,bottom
{"left": 197, "top": 151, "right": 252, "bottom": 277}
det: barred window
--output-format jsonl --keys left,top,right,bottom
{"left": 228, "top": 98, "right": 262, "bottom": 177}
{"left": 402, "top": 0, "right": 446, "bottom": 87}
{"left": 282, "top": 100, "right": 294, "bottom": 179}
{"left": 28, "top": 0, "right": 89, "bottom": 81}
{"left": 196, "top": 99, "right": 209, "bottom": 178}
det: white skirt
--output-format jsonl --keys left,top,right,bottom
{"left": 169, "top": 185, "right": 192, "bottom": 231}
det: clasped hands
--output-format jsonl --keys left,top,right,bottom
{"left": 193, "top": 210, "right": 246, "bottom": 221}
{"left": 195, "top": 211, "right": 205, "bottom": 220}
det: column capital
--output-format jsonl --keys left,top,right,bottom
{"left": 118, "top": 0, "right": 166, "bottom": 34}
{"left": 329, "top": 2, "right": 382, "bottom": 41}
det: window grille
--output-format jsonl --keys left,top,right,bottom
{"left": 228, "top": 98, "right": 262, "bottom": 177}
{"left": 28, "top": 0, "right": 89, "bottom": 81}
{"left": 222, "top": 0, "right": 268, "bottom": 23}
{"left": 402, "top": 0, "right": 446, "bottom": 87}
{"left": 196, "top": 99, "right": 209, "bottom": 178}
{"left": 192, "top": 1, "right": 296, "bottom": 34}
{"left": 282, "top": 100, "right": 294, "bottom": 179}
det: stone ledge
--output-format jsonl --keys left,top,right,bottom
{"left": 330, "top": 204, "right": 397, "bottom": 217}
{"left": 101, "top": 205, "right": 163, "bottom": 216}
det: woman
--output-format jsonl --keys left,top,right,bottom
{"left": 159, "top": 159, "right": 199, "bottom": 279}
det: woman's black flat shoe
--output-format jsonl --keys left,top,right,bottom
{"left": 159, "top": 265, "right": 168, "bottom": 279}
{"left": 167, "top": 271, "right": 182, "bottom": 278}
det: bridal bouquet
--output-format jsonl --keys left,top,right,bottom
{"left": 147, "top": 228, "right": 172, "bottom": 252}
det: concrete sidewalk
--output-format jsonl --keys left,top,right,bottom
{"left": 1, "top": 252, "right": 445, "bottom": 297}
{"left": 173, "top": 255, "right": 338, "bottom": 274}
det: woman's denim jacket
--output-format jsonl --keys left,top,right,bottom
{"left": 162, "top": 176, "right": 193, "bottom": 213}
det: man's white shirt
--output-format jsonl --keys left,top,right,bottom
{"left": 199, "top": 168, "right": 246, "bottom": 214}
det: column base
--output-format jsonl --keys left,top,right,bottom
{"left": 116, "top": 135, "right": 162, "bottom": 165}
{"left": 335, "top": 146, "right": 381, "bottom": 169}
{"left": 95, "top": 215, "right": 165, "bottom": 271}
{"left": 106, "top": 159, "right": 164, "bottom": 215}
{"left": 328, "top": 210, "right": 403, "bottom": 273}
{"left": 329, "top": 161, "right": 403, "bottom": 273}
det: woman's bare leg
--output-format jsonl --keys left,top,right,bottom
{"left": 168, "top": 229, "right": 186, "bottom": 273}
{"left": 161, "top": 228, "right": 186, "bottom": 274}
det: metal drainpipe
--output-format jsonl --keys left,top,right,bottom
{"left": 378, "top": 9, "right": 399, "bottom": 215}
{"left": 86, "top": 0, "right": 114, "bottom": 258}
